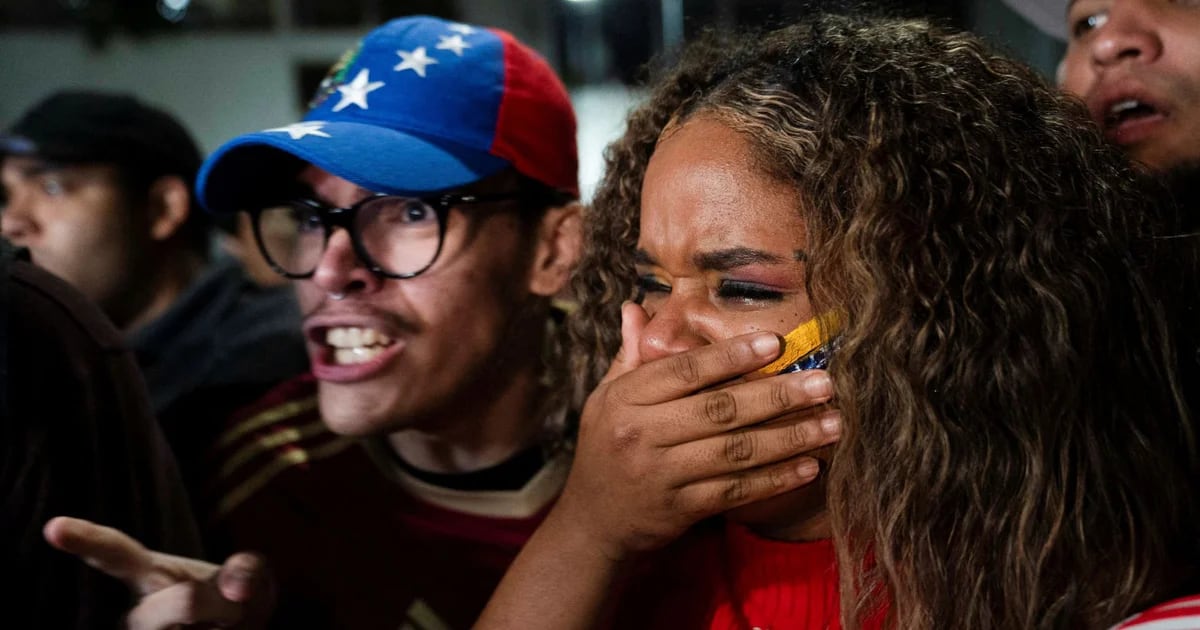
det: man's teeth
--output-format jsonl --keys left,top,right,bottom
{"left": 324, "top": 326, "right": 394, "bottom": 365}
{"left": 335, "top": 346, "right": 386, "bottom": 365}
{"left": 325, "top": 326, "right": 392, "bottom": 348}
{"left": 1110, "top": 98, "right": 1141, "bottom": 116}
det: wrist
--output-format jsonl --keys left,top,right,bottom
{"left": 544, "top": 495, "right": 636, "bottom": 567}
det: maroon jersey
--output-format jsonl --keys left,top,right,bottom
{"left": 206, "top": 374, "right": 568, "bottom": 629}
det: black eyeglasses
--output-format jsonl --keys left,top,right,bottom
{"left": 249, "top": 190, "right": 531, "bottom": 280}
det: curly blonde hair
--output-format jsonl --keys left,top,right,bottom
{"left": 568, "top": 14, "right": 1200, "bottom": 629}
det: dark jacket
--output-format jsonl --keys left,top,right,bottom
{"left": 0, "top": 242, "right": 203, "bottom": 629}
{"left": 127, "top": 255, "right": 308, "bottom": 530}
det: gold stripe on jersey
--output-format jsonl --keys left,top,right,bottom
{"left": 216, "top": 418, "right": 331, "bottom": 481}
{"left": 216, "top": 438, "right": 353, "bottom": 519}
{"left": 400, "top": 599, "right": 451, "bottom": 630}
{"left": 215, "top": 396, "right": 319, "bottom": 450}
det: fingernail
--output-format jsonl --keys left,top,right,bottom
{"left": 751, "top": 333, "right": 780, "bottom": 358}
{"left": 797, "top": 458, "right": 820, "bottom": 479}
{"left": 821, "top": 412, "right": 841, "bottom": 436}
{"left": 803, "top": 372, "right": 833, "bottom": 398}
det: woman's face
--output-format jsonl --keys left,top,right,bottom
{"left": 636, "top": 115, "right": 814, "bottom": 362}
{"left": 637, "top": 115, "right": 828, "bottom": 536}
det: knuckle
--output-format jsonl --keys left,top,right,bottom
{"left": 766, "top": 464, "right": 791, "bottom": 492}
{"left": 676, "top": 494, "right": 710, "bottom": 523}
{"left": 703, "top": 391, "right": 737, "bottom": 426}
{"left": 769, "top": 381, "right": 793, "bottom": 413}
{"left": 721, "top": 342, "right": 746, "bottom": 370}
{"left": 610, "top": 423, "right": 642, "bottom": 451}
{"left": 723, "top": 431, "right": 754, "bottom": 464}
{"left": 721, "top": 477, "right": 750, "bottom": 504}
{"left": 786, "top": 421, "right": 813, "bottom": 452}
{"left": 670, "top": 353, "right": 700, "bottom": 385}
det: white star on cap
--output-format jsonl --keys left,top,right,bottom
{"left": 332, "top": 68, "right": 385, "bottom": 112}
{"left": 447, "top": 23, "right": 474, "bottom": 35}
{"left": 435, "top": 34, "right": 471, "bottom": 57}
{"left": 265, "top": 121, "right": 331, "bottom": 140}
{"left": 394, "top": 47, "right": 438, "bottom": 77}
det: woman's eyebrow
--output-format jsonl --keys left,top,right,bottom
{"left": 634, "top": 247, "right": 806, "bottom": 269}
{"left": 694, "top": 247, "right": 794, "bottom": 271}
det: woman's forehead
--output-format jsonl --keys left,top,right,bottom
{"left": 639, "top": 117, "right": 806, "bottom": 258}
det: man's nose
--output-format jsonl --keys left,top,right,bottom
{"left": 0, "top": 192, "right": 36, "bottom": 242}
{"left": 308, "top": 228, "right": 383, "bottom": 298}
{"left": 1090, "top": 3, "right": 1163, "bottom": 68}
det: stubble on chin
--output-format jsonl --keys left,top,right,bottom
{"left": 317, "top": 382, "right": 386, "bottom": 437}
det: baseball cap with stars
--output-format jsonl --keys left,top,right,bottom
{"left": 196, "top": 15, "right": 578, "bottom": 214}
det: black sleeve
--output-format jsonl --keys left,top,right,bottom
{"left": 1, "top": 253, "right": 203, "bottom": 630}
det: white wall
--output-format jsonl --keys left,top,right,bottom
{"left": 0, "top": 26, "right": 638, "bottom": 199}
{"left": 0, "top": 30, "right": 362, "bottom": 155}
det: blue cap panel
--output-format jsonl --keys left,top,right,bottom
{"left": 305, "top": 17, "right": 506, "bottom": 153}
{"left": 197, "top": 16, "right": 513, "bottom": 213}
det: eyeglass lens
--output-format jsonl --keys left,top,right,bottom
{"left": 256, "top": 196, "right": 442, "bottom": 277}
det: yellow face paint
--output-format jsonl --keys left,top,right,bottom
{"left": 756, "top": 311, "right": 842, "bottom": 375}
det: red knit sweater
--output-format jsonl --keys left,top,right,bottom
{"left": 1113, "top": 593, "right": 1200, "bottom": 628}
{"left": 614, "top": 521, "right": 884, "bottom": 629}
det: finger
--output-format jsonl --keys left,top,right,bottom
{"left": 667, "top": 408, "right": 840, "bottom": 483}
{"left": 215, "top": 552, "right": 269, "bottom": 603}
{"left": 656, "top": 370, "right": 835, "bottom": 445}
{"left": 677, "top": 455, "right": 825, "bottom": 520}
{"left": 125, "top": 580, "right": 244, "bottom": 630}
{"left": 600, "top": 301, "right": 649, "bottom": 385}
{"left": 222, "top": 553, "right": 277, "bottom": 628}
{"left": 613, "top": 331, "right": 782, "bottom": 405}
{"left": 43, "top": 516, "right": 154, "bottom": 588}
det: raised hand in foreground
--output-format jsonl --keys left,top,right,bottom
{"left": 475, "top": 302, "right": 840, "bottom": 629}
{"left": 44, "top": 516, "right": 275, "bottom": 630}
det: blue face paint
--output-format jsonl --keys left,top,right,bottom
{"left": 775, "top": 337, "right": 839, "bottom": 373}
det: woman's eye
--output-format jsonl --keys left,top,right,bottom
{"left": 716, "top": 280, "right": 784, "bottom": 303}
{"left": 634, "top": 275, "right": 670, "bottom": 303}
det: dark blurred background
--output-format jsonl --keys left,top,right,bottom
{"left": 0, "top": 0, "right": 1066, "bottom": 198}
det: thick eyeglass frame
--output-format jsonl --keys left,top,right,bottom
{"left": 250, "top": 190, "right": 537, "bottom": 280}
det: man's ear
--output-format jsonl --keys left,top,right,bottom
{"left": 527, "top": 201, "right": 582, "bottom": 297}
{"left": 145, "top": 175, "right": 192, "bottom": 242}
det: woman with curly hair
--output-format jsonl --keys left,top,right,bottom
{"left": 479, "top": 13, "right": 1200, "bottom": 630}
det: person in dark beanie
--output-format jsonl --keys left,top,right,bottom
{"left": 0, "top": 91, "right": 308, "bottom": 517}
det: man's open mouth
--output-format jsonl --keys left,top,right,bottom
{"left": 320, "top": 326, "right": 396, "bottom": 365}
{"left": 1104, "top": 98, "right": 1162, "bottom": 130}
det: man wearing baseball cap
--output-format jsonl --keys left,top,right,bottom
{"left": 0, "top": 91, "right": 308, "bottom": 506}
{"left": 45, "top": 16, "right": 582, "bottom": 629}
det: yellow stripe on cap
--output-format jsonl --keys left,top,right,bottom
{"left": 757, "top": 311, "right": 842, "bottom": 375}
